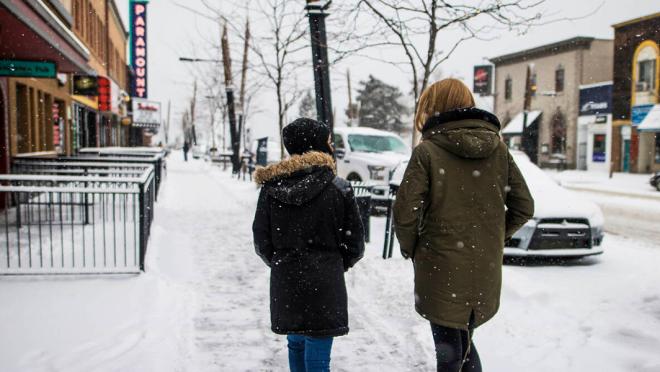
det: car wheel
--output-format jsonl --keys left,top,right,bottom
{"left": 347, "top": 173, "right": 362, "bottom": 182}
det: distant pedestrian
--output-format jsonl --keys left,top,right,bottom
{"left": 393, "top": 79, "right": 535, "bottom": 372}
{"left": 183, "top": 141, "right": 190, "bottom": 162}
{"left": 252, "top": 118, "right": 365, "bottom": 372}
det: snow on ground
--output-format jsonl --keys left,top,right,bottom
{"left": 548, "top": 169, "right": 659, "bottom": 200}
{"left": 1, "top": 155, "right": 659, "bottom": 372}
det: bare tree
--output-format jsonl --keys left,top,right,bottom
{"left": 355, "top": 0, "right": 549, "bottom": 144}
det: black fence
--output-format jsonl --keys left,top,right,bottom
{"left": 1, "top": 155, "right": 159, "bottom": 275}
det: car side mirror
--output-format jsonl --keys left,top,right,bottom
{"left": 335, "top": 149, "right": 345, "bottom": 160}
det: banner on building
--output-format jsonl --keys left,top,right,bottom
{"left": 0, "top": 60, "right": 56, "bottom": 78}
{"left": 98, "top": 77, "right": 111, "bottom": 111}
{"left": 130, "top": 0, "right": 149, "bottom": 98}
{"left": 579, "top": 83, "right": 612, "bottom": 116}
{"left": 132, "top": 98, "right": 161, "bottom": 131}
{"left": 473, "top": 65, "right": 493, "bottom": 95}
{"left": 632, "top": 104, "right": 654, "bottom": 126}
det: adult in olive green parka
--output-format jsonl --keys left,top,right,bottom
{"left": 393, "top": 79, "right": 534, "bottom": 372}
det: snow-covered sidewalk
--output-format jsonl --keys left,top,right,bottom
{"left": 548, "top": 170, "right": 659, "bottom": 200}
{"left": 1, "top": 156, "right": 660, "bottom": 372}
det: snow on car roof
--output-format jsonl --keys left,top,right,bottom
{"left": 333, "top": 126, "right": 400, "bottom": 137}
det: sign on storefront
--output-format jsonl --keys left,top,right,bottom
{"left": 0, "top": 60, "right": 56, "bottom": 78}
{"left": 73, "top": 75, "right": 99, "bottom": 96}
{"left": 132, "top": 98, "right": 160, "bottom": 130}
{"left": 632, "top": 104, "right": 654, "bottom": 126}
{"left": 130, "top": 1, "right": 149, "bottom": 98}
{"left": 473, "top": 65, "right": 493, "bottom": 95}
{"left": 579, "top": 83, "right": 612, "bottom": 116}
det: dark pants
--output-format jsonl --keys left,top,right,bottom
{"left": 183, "top": 150, "right": 188, "bottom": 161}
{"left": 287, "top": 335, "right": 333, "bottom": 372}
{"left": 430, "top": 323, "right": 482, "bottom": 372}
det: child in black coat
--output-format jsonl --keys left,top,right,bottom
{"left": 252, "top": 118, "right": 365, "bottom": 371}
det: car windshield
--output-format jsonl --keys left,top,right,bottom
{"left": 347, "top": 134, "right": 408, "bottom": 154}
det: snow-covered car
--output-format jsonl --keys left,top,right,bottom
{"left": 333, "top": 126, "right": 411, "bottom": 209}
{"left": 650, "top": 171, "right": 660, "bottom": 191}
{"left": 192, "top": 144, "right": 207, "bottom": 159}
{"left": 389, "top": 150, "right": 605, "bottom": 258}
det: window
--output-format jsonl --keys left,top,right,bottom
{"left": 347, "top": 134, "right": 408, "bottom": 154}
{"left": 593, "top": 134, "right": 606, "bottom": 163}
{"left": 555, "top": 67, "right": 564, "bottom": 93}
{"left": 638, "top": 59, "right": 656, "bottom": 91}
{"left": 333, "top": 134, "right": 345, "bottom": 150}
{"left": 504, "top": 77, "right": 512, "bottom": 101}
{"left": 655, "top": 134, "right": 660, "bottom": 164}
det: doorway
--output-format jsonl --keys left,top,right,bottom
{"left": 622, "top": 140, "right": 631, "bottom": 172}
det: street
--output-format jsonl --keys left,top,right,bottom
{"left": 1, "top": 156, "right": 659, "bottom": 372}
{"left": 574, "top": 191, "right": 660, "bottom": 245}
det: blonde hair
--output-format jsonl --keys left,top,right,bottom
{"left": 415, "top": 78, "right": 475, "bottom": 132}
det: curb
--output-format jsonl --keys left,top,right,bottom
{"left": 563, "top": 185, "right": 660, "bottom": 202}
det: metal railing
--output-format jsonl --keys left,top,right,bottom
{"left": 0, "top": 165, "right": 155, "bottom": 275}
{"left": 14, "top": 150, "right": 167, "bottom": 200}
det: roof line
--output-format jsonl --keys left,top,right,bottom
{"left": 489, "top": 36, "right": 608, "bottom": 65}
{"left": 612, "top": 12, "right": 660, "bottom": 29}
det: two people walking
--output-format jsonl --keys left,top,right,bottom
{"left": 252, "top": 78, "right": 534, "bottom": 371}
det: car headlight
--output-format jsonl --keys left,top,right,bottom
{"left": 368, "top": 165, "right": 386, "bottom": 181}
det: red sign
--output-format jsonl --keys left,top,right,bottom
{"left": 98, "top": 76, "right": 111, "bottom": 111}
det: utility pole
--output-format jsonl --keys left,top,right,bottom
{"left": 238, "top": 19, "right": 250, "bottom": 154}
{"left": 346, "top": 69, "right": 358, "bottom": 127}
{"left": 521, "top": 64, "right": 535, "bottom": 164}
{"left": 305, "top": 0, "right": 334, "bottom": 133}
{"left": 221, "top": 23, "right": 240, "bottom": 173}
{"left": 164, "top": 100, "right": 171, "bottom": 145}
{"left": 190, "top": 80, "right": 198, "bottom": 145}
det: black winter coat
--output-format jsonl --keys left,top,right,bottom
{"left": 252, "top": 151, "right": 365, "bottom": 337}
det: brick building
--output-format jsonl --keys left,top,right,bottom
{"left": 490, "top": 37, "right": 613, "bottom": 168}
{"left": 611, "top": 12, "right": 660, "bottom": 173}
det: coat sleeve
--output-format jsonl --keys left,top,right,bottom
{"left": 339, "top": 182, "right": 365, "bottom": 271}
{"left": 393, "top": 145, "right": 430, "bottom": 259}
{"left": 252, "top": 187, "right": 273, "bottom": 266}
{"left": 504, "top": 151, "right": 535, "bottom": 240}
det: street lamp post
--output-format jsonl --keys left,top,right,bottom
{"left": 305, "top": 0, "right": 334, "bottom": 133}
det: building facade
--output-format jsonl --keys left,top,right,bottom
{"left": 491, "top": 37, "right": 613, "bottom": 169}
{"left": 0, "top": 0, "right": 93, "bottom": 167}
{"left": 70, "top": 0, "right": 130, "bottom": 150}
{"left": 611, "top": 12, "right": 660, "bottom": 174}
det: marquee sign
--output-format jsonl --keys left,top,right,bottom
{"left": 130, "top": 1, "right": 149, "bottom": 98}
{"left": 579, "top": 83, "right": 612, "bottom": 116}
{"left": 132, "top": 98, "right": 161, "bottom": 131}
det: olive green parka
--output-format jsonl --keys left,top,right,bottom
{"left": 393, "top": 108, "right": 534, "bottom": 330}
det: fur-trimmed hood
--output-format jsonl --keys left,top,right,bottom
{"left": 254, "top": 151, "right": 336, "bottom": 206}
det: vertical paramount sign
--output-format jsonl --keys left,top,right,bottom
{"left": 130, "top": 0, "right": 148, "bottom": 98}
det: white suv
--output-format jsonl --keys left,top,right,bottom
{"left": 333, "top": 126, "right": 410, "bottom": 209}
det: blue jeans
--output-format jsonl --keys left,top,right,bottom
{"left": 287, "top": 334, "right": 333, "bottom": 372}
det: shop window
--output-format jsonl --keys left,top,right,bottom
{"left": 504, "top": 77, "right": 512, "bottom": 101}
{"left": 593, "top": 134, "right": 606, "bottom": 163}
{"left": 655, "top": 135, "right": 660, "bottom": 164}
{"left": 555, "top": 66, "right": 564, "bottom": 93}
{"left": 16, "top": 84, "right": 30, "bottom": 153}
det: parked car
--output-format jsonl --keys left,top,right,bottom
{"left": 192, "top": 144, "right": 207, "bottom": 159}
{"left": 333, "top": 126, "right": 410, "bottom": 210}
{"left": 390, "top": 150, "right": 605, "bottom": 258}
{"left": 650, "top": 171, "right": 660, "bottom": 191}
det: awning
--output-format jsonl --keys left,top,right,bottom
{"left": 638, "top": 104, "right": 660, "bottom": 132}
{"left": 0, "top": 0, "right": 93, "bottom": 74}
{"left": 502, "top": 110, "right": 542, "bottom": 135}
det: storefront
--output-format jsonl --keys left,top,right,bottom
{"left": 577, "top": 82, "right": 612, "bottom": 172}
{"left": 636, "top": 104, "right": 660, "bottom": 172}
{"left": 0, "top": 0, "right": 93, "bottom": 160}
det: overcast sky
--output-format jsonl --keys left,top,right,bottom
{"left": 116, "top": 0, "right": 659, "bottom": 146}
